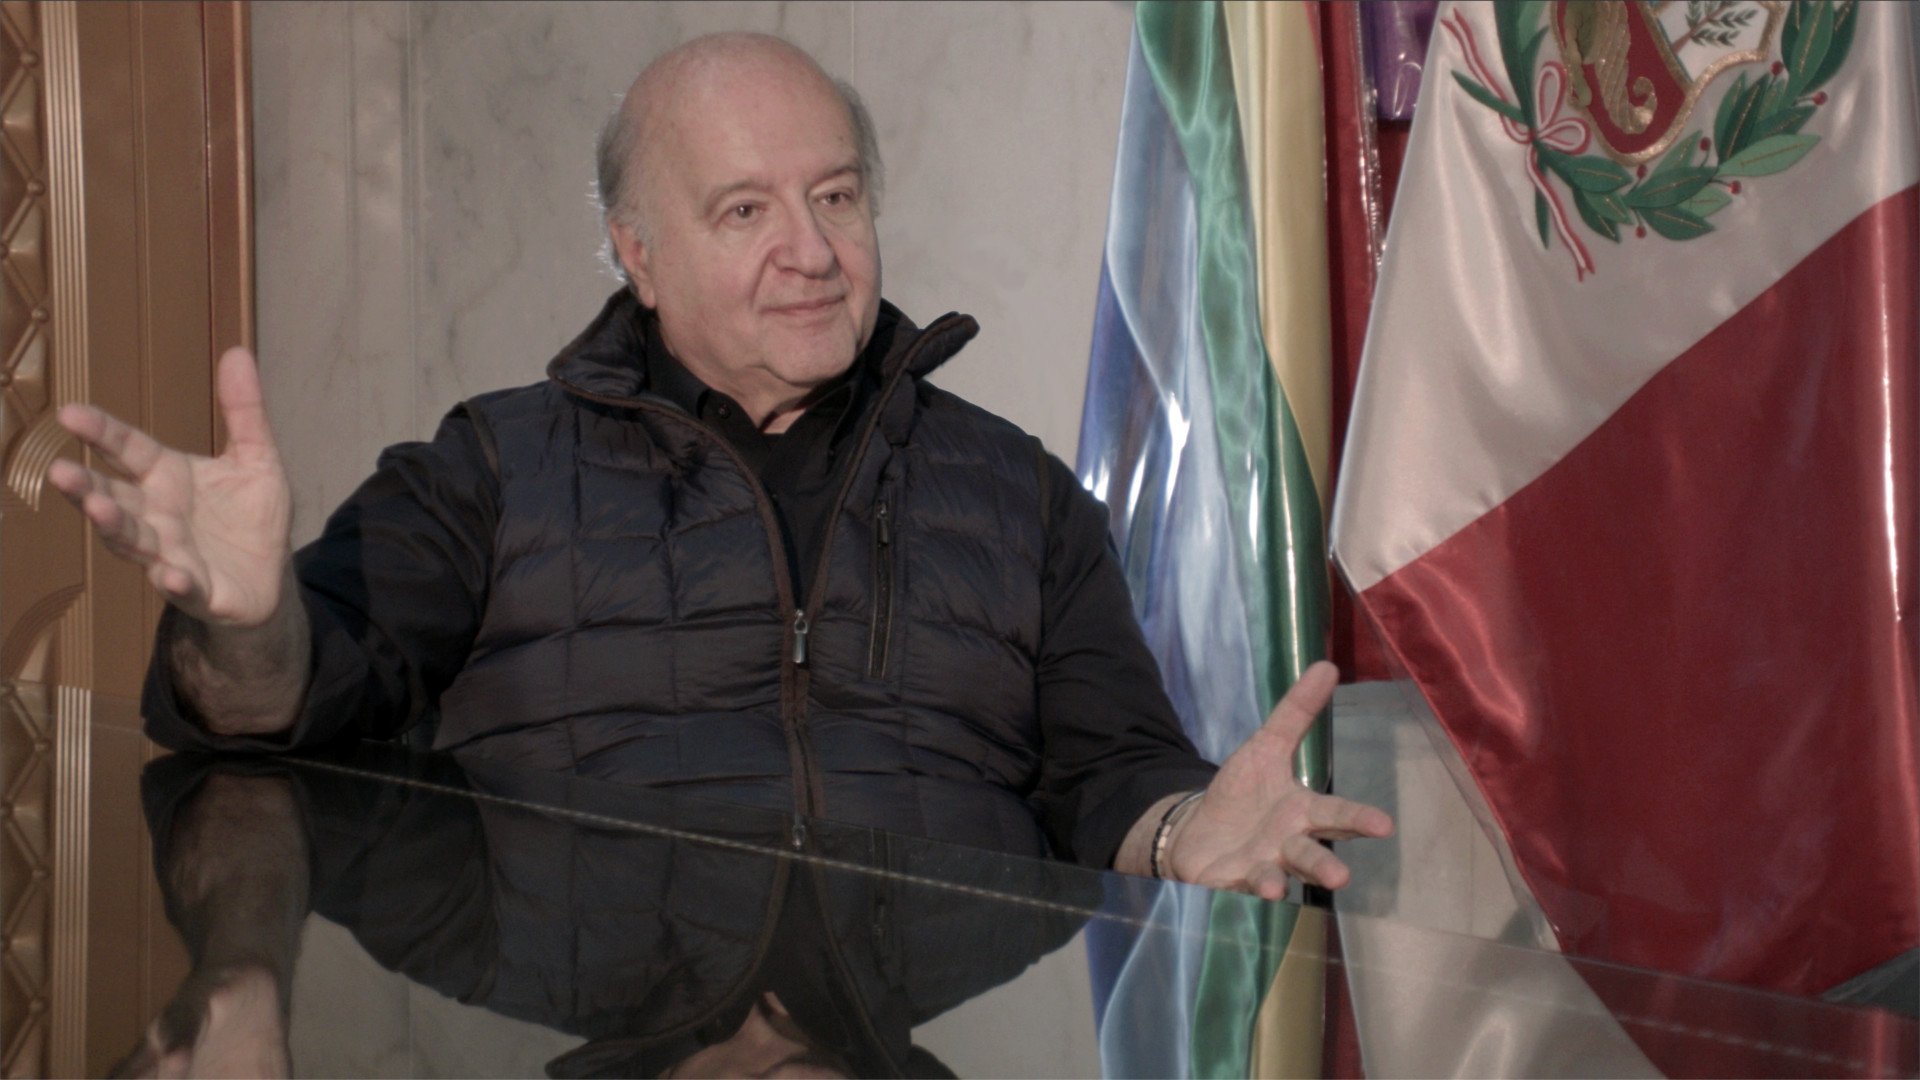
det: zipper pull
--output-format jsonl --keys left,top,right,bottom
{"left": 790, "top": 608, "right": 810, "bottom": 666}
{"left": 875, "top": 499, "right": 891, "bottom": 546}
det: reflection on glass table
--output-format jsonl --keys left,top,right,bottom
{"left": 9, "top": 682, "right": 1915, "bottom": 1079}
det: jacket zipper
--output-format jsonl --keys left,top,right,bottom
{"left": 866, "top": 499, "right": 893, "bottom": 679}
{"left": 549, "top": 313, "right": 972, "bottom": 824}
{"left": 544, "top": 388, "right": 822, "bottom": 816}
{"left": 790, "top": 609, "right": 810, "bottom": 666}
{"left": 780, "top": 319, "right": 957, "bottom": 816}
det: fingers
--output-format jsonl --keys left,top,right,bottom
{"left": 1255, "top": 660, "right": 1341, "bottom": 751}
{"left": 215, "top": 347, "right": 280, "bottom": 459}
{"left": 49, "top": 458, "right": 147, "bottom": 518}
{"left": 149, "top": 564, "right": 203, "bottom": 607}
{"left": 57, "top": 402, "right": 172, "bottom": 480}
{"left": 45, "top": 455, "right": 90, "bottom": 501}
{"left": 1245, "top": 863, "right": 1291, "bottom": 902}
{"left": 1207, "top": 836, "right": 1353, "bottom": 896}
{"left": 1281, "top": 833, "right": 1352, "bottom": 890}
{"left": 1306, "top": 793, "right": 1396, "bottom": 840}
{"left": 88, "top": 493, "right": 171, "bottom": 568}
{"left": 107, "top": 1029, "right": 165, "bottom": 1080}
{"left": 109, "top": 1013, "right": 192, "bottom": 1080}
{"left": 155, "top": 1046, "right": 192, "bottom": 1080}
{"left": 48, "top": 459, "right": 206, "bottom": 607}
{"left": 49, "top": 460, "right": 157, "bottom": 556}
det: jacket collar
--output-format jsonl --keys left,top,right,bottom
{"left": 545, "top": 289, "right": 979, "bottom": 406}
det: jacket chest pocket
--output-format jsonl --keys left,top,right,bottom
{"left": 867, "top": 497, "right": 895, "bottom": 680}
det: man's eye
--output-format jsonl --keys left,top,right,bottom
{"left": 729, "top": 204, "right": 760, "bottom": 222}
{"left": 821, "top": 191, "right": 853, "bottom": 208}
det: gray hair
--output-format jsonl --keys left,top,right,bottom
{"left": 594, "top": 76, "right": 884, "bottom": 278}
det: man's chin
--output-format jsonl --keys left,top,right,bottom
{"left": 766, "top": 329, "right": 863, "bottom": 387}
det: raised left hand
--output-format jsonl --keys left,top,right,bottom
{"left": 1165, "top": 661, "right": 1394, "bottom": 899}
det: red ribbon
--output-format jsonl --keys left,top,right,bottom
{"left": 1444, "top": 10, "right": 1597, "bottom": 280}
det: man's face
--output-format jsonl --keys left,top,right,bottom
{"left": 613, "top": 56, "right": 881, "bottom": 424}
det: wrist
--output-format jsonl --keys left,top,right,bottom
{"left": 1150, "top": 790, "right": 1205, "bottom": 880}
{"left": 170, "top": 573, "right": 310, "bottom": 736}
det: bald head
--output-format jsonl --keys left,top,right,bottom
{"left": 596, "top": 33, "right": 882, "bottom": 245}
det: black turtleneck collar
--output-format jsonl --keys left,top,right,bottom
{"left": 639, "top": 302, "right": 900, "bottom": 436}
{"left": 637, "top": 303, "right": 901, "bottom": 604}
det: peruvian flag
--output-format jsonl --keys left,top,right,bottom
{"left": 1331, "top": 0, "right": 1918, "bottom": 996}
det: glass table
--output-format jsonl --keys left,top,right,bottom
{"left": 4, "top": 681, "right": 1913, "bottom": 1078}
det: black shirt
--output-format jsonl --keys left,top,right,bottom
{"left": 643, "top": 310, "right": 890, "bottom": 606}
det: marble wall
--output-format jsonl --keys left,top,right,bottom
{"left": 252, "top": 0, "right": 1134, "bottom": 544}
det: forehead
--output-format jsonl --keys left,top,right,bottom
{"left": 653, "top": 57, "right": 858, "bottom": 193}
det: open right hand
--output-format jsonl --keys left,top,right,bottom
{"left": 48, "top": 347, "right": 291, "bottom": 627}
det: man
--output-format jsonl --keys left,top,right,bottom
{"left": 48, "top": 33, "right": 1389, "bottom": 896}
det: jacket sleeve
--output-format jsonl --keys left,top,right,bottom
{"left": 1030, "top": 452, "right": 1217, "bottom": 869}
{"left": 143, "top": 403, "right": 502, "bottom": 751}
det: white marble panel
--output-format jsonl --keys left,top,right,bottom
{"left": 405, "top": 1, "right": 853, "bottom": 437}
{"left": 288, "top": 915, "right": 411, "bottom": 1077}
{"left": 287, "top": 914, "right": 585, "bottom": 1077}
{"left": 403, "top": 979, "right": 584, "bottom": 1077}
{"left": 253, "top": 1, "right": 417, "bottom": 545}
{"left": 855, "top": 1, "right": 1136, "bottom": 464}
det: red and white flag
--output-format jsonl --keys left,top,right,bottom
{"left": 1332, "top": 0, "right": 1918, "bottom": 995}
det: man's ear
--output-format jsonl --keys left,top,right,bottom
{"left": 609, "top": 220, "right": 658, "bottom": 308}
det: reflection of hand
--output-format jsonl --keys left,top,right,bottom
{"left": 120, "top": 771, "right": 308, "bottom": 1078}
{"left": 1167, "top": 661, "right": 1395, "bottom": 899}
{"left": 111, "top": 966, "right": 290, "bottom": 1080}
{"left": 48, "top": 347, "right": 291, "bottom": 628}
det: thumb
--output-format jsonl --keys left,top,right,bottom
{"left": 1257, "top": 660, "right": 1340, "bottom": 750}
{"left": 216, "top": 347, "right": 278, "bottom": 460}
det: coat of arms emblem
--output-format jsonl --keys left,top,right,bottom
{"left": 1449, "top": 0, "right": 1856, "bottom": 279}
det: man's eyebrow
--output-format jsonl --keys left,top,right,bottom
{"left": 809, "top": 160, "right": 863, "bottom": 187}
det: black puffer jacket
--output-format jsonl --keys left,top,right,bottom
{"left": 144, "top": 293, "right": 1217, "bottom": 866}
{"left": 441, "top": 295, "right": 1054, "bottom": 855}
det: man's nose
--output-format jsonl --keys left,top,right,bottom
{"left": 774, "top": 204, "right": 838, "bottom": 277}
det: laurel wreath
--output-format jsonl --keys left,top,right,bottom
{"left": 1456, "top": 0, "right": 1857, "bottom": 247}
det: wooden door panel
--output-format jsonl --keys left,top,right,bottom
{"left": 0, "top": 3, "right": 250, "bottom": 1074}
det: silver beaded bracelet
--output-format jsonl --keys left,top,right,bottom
{"left": 1150, "top": 790, "right": 1206, "bottom": 880}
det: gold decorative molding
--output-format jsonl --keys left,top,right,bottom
{"left": 3, "top": 409, "right": 71, "bottom": 510}
{"left": 49, "top": 682, "right": 87, "bottom": 1079}
{"left": 38, "top": 2, "right": 88, "bottom": 1075}
{"left": 41, "top": 0, "right": 82, "bottom": 414}
{"left": 3, "top": 2, "right": 245, "bottom": 1068}
{"left": 0, "top": 582, "right": 80, "bottom": 682}
{"left": 1, "top": 2, "right": 61, "bottom": 1075}
{"left": 203, "top": 0, "right": 254, "bottom": 361}
{"left": 0, "top": 683, "right": 53, "bottom": 1080}
{"left": 2, "top": 0, "right": 50, "bottom": 485}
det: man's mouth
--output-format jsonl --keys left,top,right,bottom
{"left": 767, "top": 296, "right": 844, "bottom": 317}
